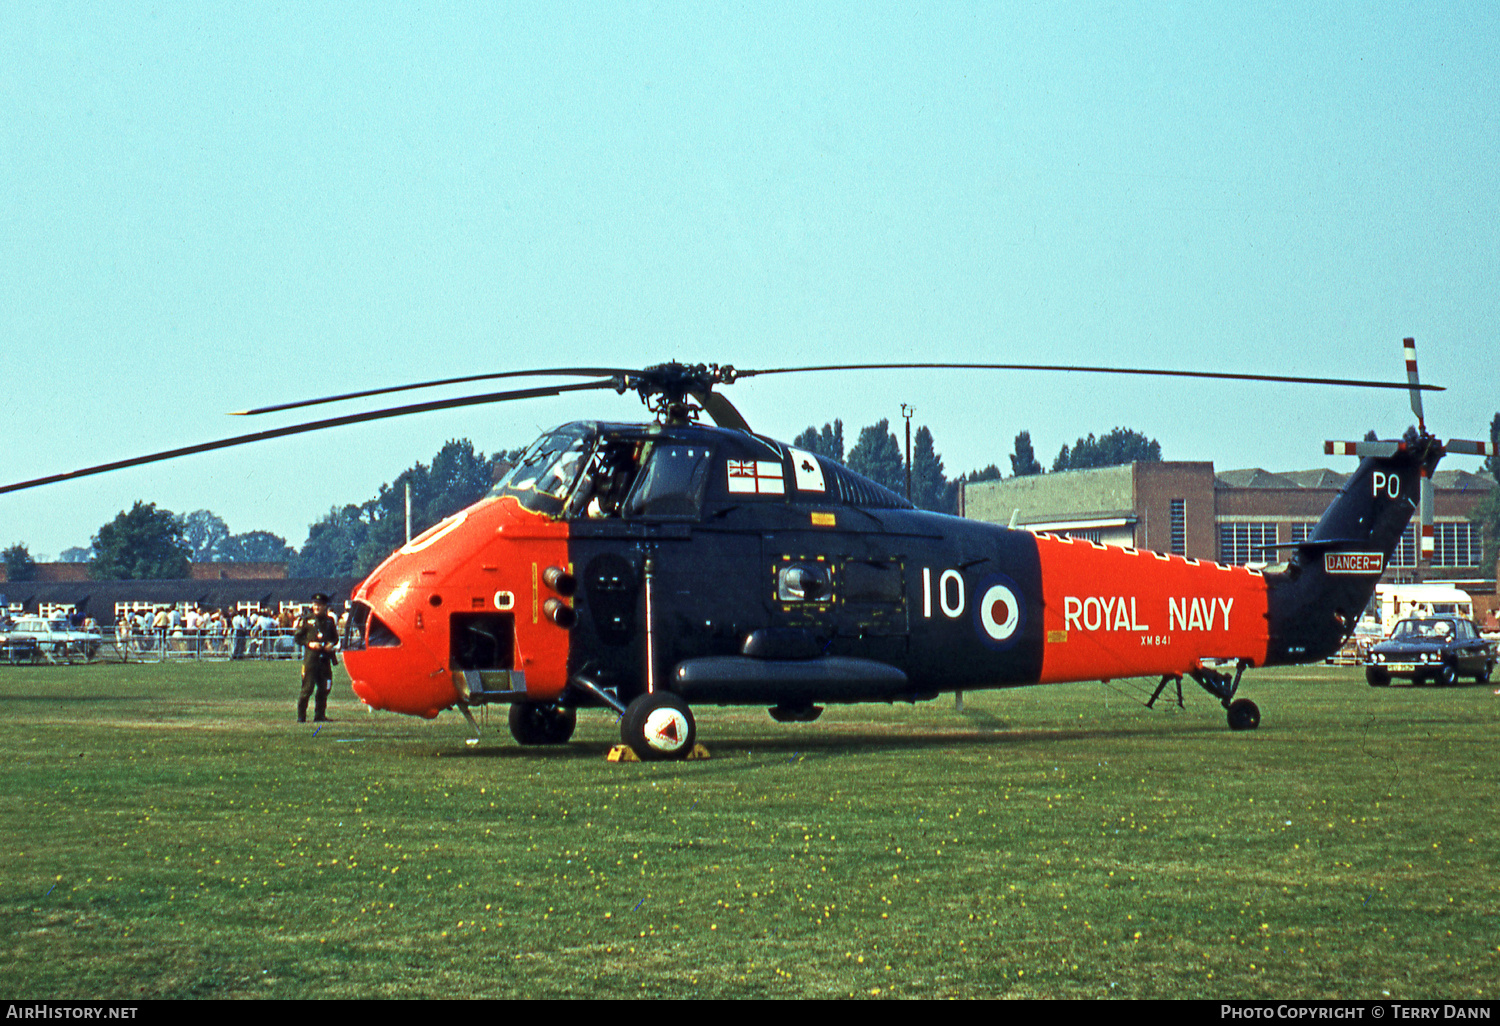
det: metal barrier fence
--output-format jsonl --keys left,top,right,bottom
{"left": 1, "top": 628, "right": 317, "bottom": 665}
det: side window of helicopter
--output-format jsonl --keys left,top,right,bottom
{"left": 622, "top": 445, "right": 714, "bottom": 519}
{"left": 567, "top": 438, "right": 642, "bottom": 520}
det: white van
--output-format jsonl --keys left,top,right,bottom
{"left": 1359, "top": 584, "right": 1474, "bottom": 640}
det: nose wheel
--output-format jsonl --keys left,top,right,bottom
{"left": 621, "top": 691, "right": 696, "bottom": 761}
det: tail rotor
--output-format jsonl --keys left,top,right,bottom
{"left": 1324, "top": 338, "right": 1494, "bottom": 572}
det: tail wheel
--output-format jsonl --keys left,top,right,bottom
{"left": 1227, "top": 698, "right": 1260, "bottom": 731}
{"left": 508, "top": 702, "right": 577, "bottom": 745}
{"left": 1365, "top": 666, "right": 1391, "bottom": 687}
{"left": 621, "top": 691, "right": 696, "bottom": 761}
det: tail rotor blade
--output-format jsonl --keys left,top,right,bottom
{"left": 1403, "top": 337, "right": 1426, "bottom": 431}
{"left": 1443, "top": 439, "right": 1497, "bottom": 458}
{"left": 1325, "top": 440, "right": 1402, "bottom": 458}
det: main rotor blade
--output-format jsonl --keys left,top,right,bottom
{"left": 231, "top": 366, "right": 641, "bottom": 416}
{"left": 1, "top": 380, "right": 618, "bottom": 496}
{"left": 736, "top": 362, "right": 1444, "bottom": 393}
{"left": 689, "top": 389, "right": 752, "bottom": 432}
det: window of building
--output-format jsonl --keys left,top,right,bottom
{"left": 1433, "top": 522, "right": 1480, "bottom": 568}
{"left": 1290, "top": 522, "right": 1317, "bottom": 544}
{"left": 1218, "top": 523, "right": 1278, "bottom": 565}
{"left": 1169, "top": 499, "right": 1186, "bottom": 555}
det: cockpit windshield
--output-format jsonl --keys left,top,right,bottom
{"left": 489, "top": 425, "right": 715, "bottom": 522}
{"left": 490, "top": 425, "right": 596, "bottom": 516}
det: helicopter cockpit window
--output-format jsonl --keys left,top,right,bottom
{"left": 623, "top": 445, "right": 714, "bottom": 519}
{"left": 491, "top": 425, "right": 596, "bottom": 517}
{"left": 566, "top": 437, "right": 643, "bottom": 520}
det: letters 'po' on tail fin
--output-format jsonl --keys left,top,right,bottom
{"left": 1263, "top": 435, "right": 1441, "bottom": 666}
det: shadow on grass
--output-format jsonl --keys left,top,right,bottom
{"left": 432, "top": 718, "right": 1230, "bottom": 766}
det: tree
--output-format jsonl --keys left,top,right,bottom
{"left": 182, "top": 509, "right": 231, "bottom": 562}
{"left": 293, "top": 504, "right": 373, "bottom": 578}
{"left": 218, "top": 530, "right": 297, "bottom": 563}
{"left": 793, "top": 420, "right": 845, "bottom": 464}
{"left": 1052, "top": 428, "right": 1162, "bottom": 471}
{"left": 89, "top": 502, "right": 192, "bottom": 580}
{"left": 1471, "top": 486, "right": 1500, "bottom": 578}
{"left": 1469, "top": 412, "right": 1500, "bottom": 575}
{"left": 910, "top": 425, "right": 949, "bottom": 512}
{"left": 424, "top": 439, "right": 497, "bottom": 525}
{"left": 59, "top": 546, "right": 93, "bottom": 563}
{"left": 1484, "top": 413, "right": 1500, "bottom": 479}
{"left": 1009, "top": 431, "right": 1042, "bottom": 477}
{"left": 293, "top": 438, "right": 517, "bottom": 578}
{"left": 3, "top": 544, "right": 37, "bottom": 582}
{"left": 846, "top": 419, "right": 904, "bottom": 494}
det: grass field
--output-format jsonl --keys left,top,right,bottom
{"left": 2, "top": 660, "right": 1497, "bottom": 999}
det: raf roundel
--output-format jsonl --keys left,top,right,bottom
{"left": 975, "top": 575, "right": 1024, "bottom": 649}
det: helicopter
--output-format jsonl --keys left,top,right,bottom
{"left": 3, "top": 341, "right": 1492, "bottom": 760}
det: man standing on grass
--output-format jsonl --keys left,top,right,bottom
{"left": 294, "top": 592, "right": 340, "bottom": 723}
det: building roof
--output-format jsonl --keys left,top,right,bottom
{"left": 1217, "top": 467, "right": 1494, "bottom": 493}
{"left": 1279, "top": 469, "right": 1348, "bottom": 489}
{"left": 1215, "top": 468, "right": 1303, "bottom": 489}
{"left": 1432, "top": 469, "right": 1496, "bottom": 492}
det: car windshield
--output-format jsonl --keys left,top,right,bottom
{"left": 1389, "top": 618, "right": 1455, "bottom": 642}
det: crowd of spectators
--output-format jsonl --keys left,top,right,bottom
{"left": 112, "top": 604, "right": 349, "bottom": 658}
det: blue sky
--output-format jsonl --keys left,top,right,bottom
{"left": 3, "top": 3, "right": 1496, "bottom": 559}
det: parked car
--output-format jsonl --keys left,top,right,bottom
{"left": 1365, "top": 617, "right": 1495, "bottom": 687}
{"left": 6, "top": 617, "right": 102, "bottom": 660}
{"left": 0, "top": 627, "right": 40, "bottom": 663}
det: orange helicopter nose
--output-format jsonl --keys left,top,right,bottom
{"left": 342, "top": 599, "right": 458, "bottom": 719}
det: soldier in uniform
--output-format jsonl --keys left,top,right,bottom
{"left": 294, "top": 593, "right": 340, "bottom": 723}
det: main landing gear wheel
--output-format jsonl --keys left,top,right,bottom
{"left": 621, "top": 691, "right": 696, "bottom": 761}
{"left": 509, "top": 702, "right": 577, "bottom": 745}
{"left": 1366, "top": 666, "right": 1391, "bottom": 687}
{"left": 1227, "top": 698, "right": 1261, "bottom": 731}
